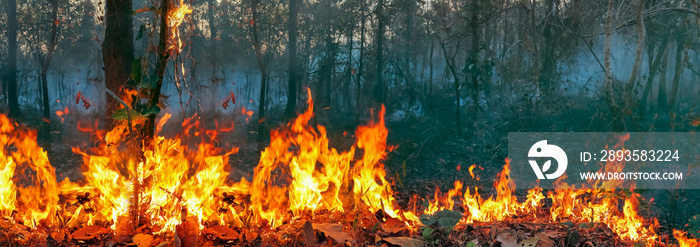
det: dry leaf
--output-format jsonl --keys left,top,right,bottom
{"left": 534, "top": 233, "right": 555, "bottom": 247}
{"left": 176, "top": 218, "right": 199, "bottom": 247}
{"left": 132, "top": 233, "right": 153, "bottom": 247}
{"left": 312, "top": 223, "right": 352, "bottom": 244}
{"left": 382, "top": 237, "right": 426, "bottom": 247}
{"left": 301, "top": 221, "right": 319, "bottom": 247}
{"left": 496, "top": 231, "right": 518, "bottom": 247}
{"left": 518, "top": 237, "right": 538, "bottom": 247}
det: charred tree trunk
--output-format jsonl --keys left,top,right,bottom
{"left": 208, "top": 0, "right": 218, "bottom": 78}
{"left": 469, "top": 0, "right": 480, "bottom": 125}
{"left": 438, "top": 39, "right": 462, "bottom": 136}
{"left": 356, "top": 0, "right": 365, "bottom": 123}
{"left": 5, "top": 0, "right": 21, "bottom": 118}
{"left": 374, "top": 0, "right": 386, "bottom": 105}
{"left": 668, "top": 42, "right": 685, "bottom": 110}
{"left": 639, "top": 37, "right": 669, "bottom": 112}
{"left": 656, "top": 42, "right": 671, "bottom": 112}
{"left": 39, "top": 0, "right": 60, "bottom": 141}
{"left": 285, "top": 0, "right": 299, "bottom": 118}
{"left": 251, "top": 0, "right": 268, "bottom": 145}
{"left": 103, "top": 0, "right": 135, "bottom": 128}
{"left": 622, "top": 0, "right": 645, "bottom": 110}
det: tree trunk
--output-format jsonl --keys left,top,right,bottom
{"left": 656, "top": 42, "right": 671, "bottom": 112}
{"left": 639, "top": 37, "right": 669, "bottom": 112}
{"left": 429, "top": 38, "right": 434, "bottom": 112}
{"left": 103, "top": 0, "right": 135, "bottom": 128}
{"left": 39, "top": 0, "right": 59, "bottom": 141}
{"left": 285, "top": 0, "right": 299, "bottom": 118}
{"left": 668, "top": 42, "right": 684, "bottom": 110}
{"left": 438, "top": 39, "right": 462, "bottom": 136}
{"left": 209, "top": 0, "right": 218, "bottom": 78}
{"left": 622, "top": 0, "right": 645, "bottom": 110}
{"left": 144, "top": 0, "right": 170, "bottom": 143}
{"left": 374, "top": 0, "right": 386, "bottom": 105}
{"left": 5, "top": 0, "right": 21, "bottom": 118}
{"left": 540, "top": 0, "right": 555, "bottom": 94}
{"left": 251, "top": 0, "right": 268, "bottom": 145}
{"left": 603, "top": 0, "right": 622, "bottom": 131}
{"left": 469, "top": 0, "right": 479, "bottom": 124}
{"left": 356, "top": 0, "right": 365, "bottom": 122}
{"left": 344, "top": 20, "right": 353, "bottom": 113}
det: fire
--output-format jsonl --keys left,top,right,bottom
{"left": 673, "top": 230, "right": 700, "bottom": 247}
{"left": 249, "top": 90, "right": 417, "bottom": 227}
{"left": 0, "top": 92, "right": 692, "bottom": 246}
{"left": 167, "top": 0, "right": 192, "bottom": 53}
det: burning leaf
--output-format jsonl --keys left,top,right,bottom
{"left": 203, "top": 225, "right": 239, "bottom": 241}
{"left": 71, "top": 225, "right": 109, "bottom": 241}
{"left": 133, "top": 233, "right": 154, "bottom": 247}
{"left": 220, "top": 91, "right": 236, "bottom": 109}
{"left": 74, "top": 91, "right": 92, "bottom": 109}
{"left": 382, "top": 237, "right": 425, "bottom": 247}
{"left": 312, "top": 223, "right": 352, "bottom": 244}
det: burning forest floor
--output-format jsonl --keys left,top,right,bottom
{"left": 2, "top": 93, "right": 700, "bottom": 247}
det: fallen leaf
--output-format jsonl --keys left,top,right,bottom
{"left": 518, "top": 236, "right": 538, "bottom": 247}
{"left": 301, "top": 221, "right": 319, "bottom": 247}
{"left": 533, "top": 233, "right": 554, "bottom": 247}
{"left": 132, "top": 233, "right": 153, "bottom": 247}
{"left": 312, "top": 223, "right": 352, "bottom": 244}
{"left": 71, "top": 225, "right": 110, "bottom": 241}
{"left": 496, "top": 231, "right": 518, "bottom": 247}
{"left": 383, "top": 237, "right": 426, "bottom": 247}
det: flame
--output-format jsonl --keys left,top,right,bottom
{"left": 673, "top": 230, "right": 700, "bottom": 247}
{"left": 167, "top": 0, "right": 192, "bottom": 53}
{"left": 0, "top": 97, "right": 673, "bottom": 246}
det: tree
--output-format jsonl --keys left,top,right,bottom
{"left": 251, "top": 0, "right": 268, "bottom": 144}
{"left": 103, "top": 0, "right": 135, "bottom": 128}
{"left": 374, "top": 0, "right": 386, "bottom": 105}
{"left": 4, "top": 0, "right": 21, "bottom": 118}
{"left": 38, "top": 0, "right": 60, "bottom": 140}
{"left": 285, "top": 0, "right": 299, "bottom": 118}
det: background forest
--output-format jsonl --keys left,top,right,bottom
{"left": 1, "top": 0, "right": 700, "bottom": 237}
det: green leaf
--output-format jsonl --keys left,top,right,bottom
{"left": 130, "top": 57, "right": 143, "bottom": 85}
{"left": 139, "top": 75, "right": 159, "bottom": 89}
{"left": 140, "top": 105, "right": 161, "bottom": 117}
{"left": 419, "top": 214, "right": 436, "bottom": 226}
{"left": 419, "top": 210, "right": 462, "bottom": 229}
{"left": 421, "top": 226, "right": 434, "bottom": 242}
{"left": 466, "top": 241, "right": 476, "bottom": 247}
{"left": 112, "top": 108, "right": 142, "bottom": 120}
{"left": 136, "top": 24, "right": 145, "bottom": 40}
